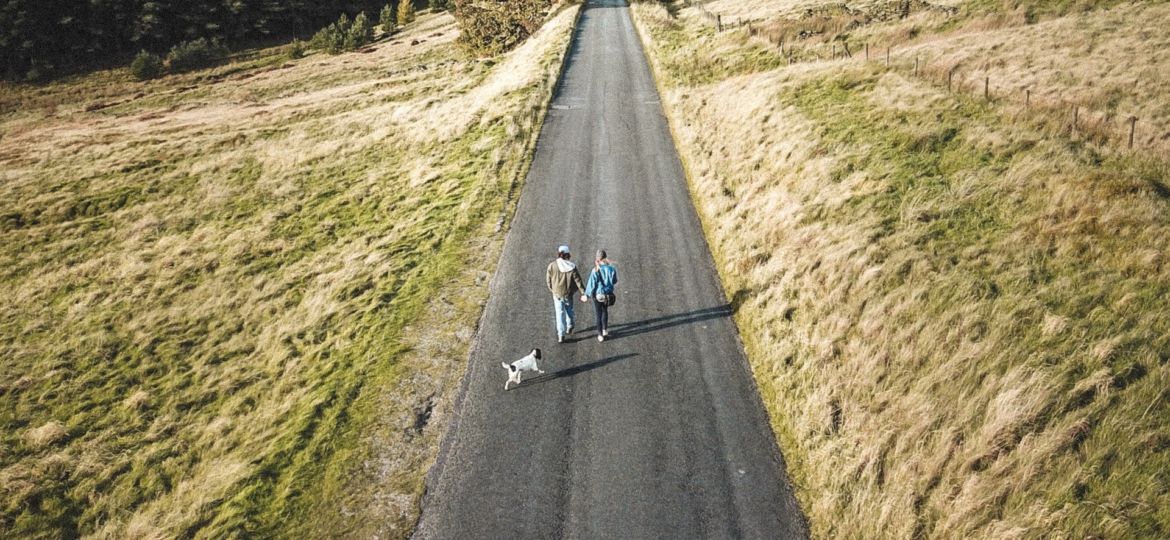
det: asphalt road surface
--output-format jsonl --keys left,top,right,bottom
{"left": 413, "top": 1, "right": 807, "bottom": 538}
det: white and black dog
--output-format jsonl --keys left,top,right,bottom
{"left": 502, "top": 348, "right": 543, "bottom": 390}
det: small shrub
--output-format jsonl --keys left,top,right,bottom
{"left": 130, "top": 51, "right": 164, "bottom": 80}
{"left": 453, "top": 0, "right": 554, "bottom": 55}
{"left": 287, "top": 39, "right": 306, "bottom": 60}
{"left": 430, "top": 0, "right": 453, "bottom": 11}
{"left": 312, "top": 23, "right": 345, "bottom": 54}
{"left": 167, "top": 38, "right": 228, "bottom": 73}
{"left": 380, "top": 3, "right": 398, "bottom": 36}
{"left": 346, "top": 12, "right": 375, "bottom": 50}
{"left": 398, "top": 0, "right": 417, "bottom": 27}
{"left": 24, "top": 67, "right": 44, "bottom": 81}
{"left": 312, "top": 14, "right": 351, "bottom": 54}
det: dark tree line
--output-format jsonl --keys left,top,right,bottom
{"left": 0, "top": 0, "right": 427, "bottom": 80}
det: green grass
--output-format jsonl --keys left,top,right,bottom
{"left": 634, "top": 2, "right": 1170, "bottom": 537}
{"left": 780, "top": 67, "right": 1170, "bottom": 540}
{"left": 641, "top": 14, "right": 786, "bottom": 86}
{"left": 0, "top": 8, "right": 575, "bottom": 537}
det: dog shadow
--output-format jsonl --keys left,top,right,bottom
{"left": 513, "top": 353, "right": 638, "bottom": 389}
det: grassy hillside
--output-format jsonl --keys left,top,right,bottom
{"left": 634, "top": 1, "right": 1170, "bottom": 537}
{"left": 0, "top": 7, "right": 577, "bottom": 538}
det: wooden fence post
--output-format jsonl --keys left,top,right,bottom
{"left": 1025, "top": 88, "right": 1030, "bottom": 108}
{"left": 1129, "top": 116, "right": 1137, "bottom": 149}
{"left": 914, "top": 56, "right": 919, "bottom": 76}
{"left": 717, "top": 14, "right": 722, "bottom": 32}
{"left": 865, "top": 43, "right": 869, "bottom": 61}
{"left": 947, "top": 70, "right": 954, "bottom": 92}
{"left": 984, "top": 76, "right": 989, "bottom": 100}
{"left": 1073, "top": 105, "right": 1079, "bottom": 131}
{"left": 886, "top": 47, "right": 890, "bottom": 66}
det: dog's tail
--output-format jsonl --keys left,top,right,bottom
{"left": 501, "top": 362, "right": 516, "bottom": 373}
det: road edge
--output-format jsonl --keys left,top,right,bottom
{"left": 410, "top": 3, "right": 587, "bottom": 536}
{"left": 627, "top": 5, "right": 811, "bottom": 536}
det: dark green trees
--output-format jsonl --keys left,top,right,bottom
{"left": 0, "top": 0, "right": 389, "bottom": 80}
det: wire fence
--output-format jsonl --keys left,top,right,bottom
{"left": 683, "top": 0, "right": 758, "bottom": 32}
{"left": 687, "top": 4, "right": 1156, "bottom": 153}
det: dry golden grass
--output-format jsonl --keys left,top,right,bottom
{"left": 24, "top": 422, "right": 68, "bottom": 449}
{"left": 0, "top": 6, "right": 577, "bottom": 537}
{"left": 695, "top": 0, "right": 958, "bottom": 24}
{"left": 680, "top": 0, "right": 1170, "bottom": 153}
{"left": 899, "top": 2, "right": 1170, "bottom": 153}
{"left": 636, "top": 1, "right": 1170, "bottom": 537}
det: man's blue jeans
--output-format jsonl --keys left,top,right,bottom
{"left": 554, "top": 297, "right": 574, "bottom": 338}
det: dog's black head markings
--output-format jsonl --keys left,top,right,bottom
{"left": 532, "top": 348, "right": 541, "bottom": 360}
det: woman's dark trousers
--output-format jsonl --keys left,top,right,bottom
{"left": 593, "top": 299, "right": 609, "bottom": 335}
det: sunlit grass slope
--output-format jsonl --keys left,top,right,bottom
{"left": 0, "top": 7, "right": 577, "bottom": 538}
{"left": 634, "top": 1, "right": 1170, "bottom": 538}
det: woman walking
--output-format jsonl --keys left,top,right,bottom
{"left": 581, "top": 249, "right": 618, "bottom": 342}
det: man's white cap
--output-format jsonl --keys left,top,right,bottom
{"left": 557, "top": 244, "right": 570, "bottom": 254}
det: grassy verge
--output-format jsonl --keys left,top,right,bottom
{"left": 634, "top": 2, "right": 1170, "bottom": 537}
{"left": 0, "top": 7, "right": 578, "bottom": 538}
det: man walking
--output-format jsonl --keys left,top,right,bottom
{"left": 546, "top": 244, "right": 585, "bottom": 343}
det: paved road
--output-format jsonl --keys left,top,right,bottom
{"left": 414, "top": 1, "right": 806, "bottom": 538}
